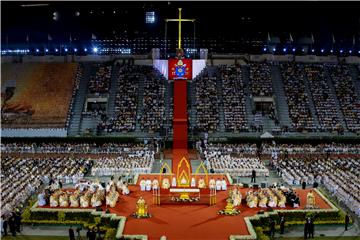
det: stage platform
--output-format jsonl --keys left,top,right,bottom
{"left": 36, "top": 185, "right": 333, "bottom": 239}
{"left": 108, "top": 186, "right": 331, "bottom": 240}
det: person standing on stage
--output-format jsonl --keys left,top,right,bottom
{"left": 308, "top": 217, "right": 314, "bottom": 238}
{"left": 280, "top": 215, "right": 286, "bottom": 234}
{"left": 304, "top": 217, "right": 310, "bottom": 239}
{"left": 345, "top": 212, "right": 350, "bottom": 231}
{"left": 251, "top": 169, "right": 256, "bottom": 183}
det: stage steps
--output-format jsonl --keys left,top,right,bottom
{"left": 80, "top": 115, "right": 101, "bottom": 134}
{"left": 241, "top": 65, "right": 255, "bottom": 126}
{"left": 67, "top": 63, "right": 92, "bottom": 136}
{"left": 213, "top": 66, "right": 225, "bottom": 132}
{"left": 262, "top": 115, "right": 276, "bottom": 133}
{"left": 163, "top": 149, "right": 199, "bottom": 160}
{"left": 135, "top": 74, "right": 145, "bottom": 132}
{"left": 323, "top": 66, "right": 347, "bottom": 130}
{"left": 303, "top": 71, "right": 321, "bottom": 128}
{"left": 271, "top": 65, "right": 292, "bottom": 128}
{"left": 106, "top": 65, "right": 121, "bottom": 118}
{"left": 349, "top": 64, "right": 360, "bottom": 98}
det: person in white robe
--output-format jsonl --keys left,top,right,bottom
{"left": 198, "top": 178, "right": 206, "bottom": 188}
{"left": 216, "top": 179, "right": 222, "bottom": 191}
{"left": 116, "top": 180, "right": 124, "bottom": 192}
{"left": 191, "top": 177, "right": 196, "bottom": 187}
{"left": 121, "top": 182, "right": 130, "bottom": 195}
{"left": 152, "top": 178, "right": 159, "bottom": 190}
{"left": 171, "top": 177, "right": 177, "bottom": 187}
{"left": 209, "top": 178, "right": 216, "bottom": 189}
{"left": 145, "top": 179, "right": 152, "bottom": 191}
{"left": 37, "top": 192, "right": 46, "bottom": 206}
{"left": 221, "top": 178, "right": 227, "bottom": 191}
{"left": 139, "top": 178, "right": 146, "bottom": 191}
{"left": 162, "top": 178, "right": 170, "bottom": 189}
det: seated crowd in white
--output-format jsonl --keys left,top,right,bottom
{"left": 1, "top": 156, "right": 89, "bottom": 216}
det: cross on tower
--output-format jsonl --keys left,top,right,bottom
{"left": 165, "top": 8, "right": 195, "bottom": 50}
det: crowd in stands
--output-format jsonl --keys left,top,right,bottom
{"left": 97, "top": 65, "right": 139, "bottom": 133}
{"left": 327, "top": 64, "right": 360, "bottom": 133}
{"left": 262, "top": 143, "right": 360, "bottom": 155}
{"left": 201, "top": 143, "right": 268, "bottom": 177}
{"left": 280, "top": 63, "right": 315, "bottom": 131}
{"left": 304, "top": 64, "right": 340, "bottom": 131}
{"left": 195, "top": 69, "right": 219, "bottom": 132}
{"left": 91, "top": 150, "right": 154, "bottom": 176}
{"left": 140, "top": 67, "right": 165, "bottom": 132}
{"left": 1, "top": 156, "right": 90, "bottom": 216}
{"left": 1, "top": 142, "right": 154, "bottom": 154}
{"left": 88, "top": 64, "right": 112, "bottom": 95}
{"left": 249, "top": 62, "right": 273, "bottom": 96}
{"left": 219, "top": 65, "right": 248, "bottom": 132}
{"left": 199, "top": 143, "right": 258, "bottom": 155}
{"left": 275, "top": 156, "right": 360, "bottom": 217}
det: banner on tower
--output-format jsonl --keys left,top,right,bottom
{"left": 168, "top": 58, "right": 192, "bottom": 80}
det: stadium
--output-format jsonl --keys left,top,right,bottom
{"left": 1, "top": 1, "right": 360, "bottom": 240}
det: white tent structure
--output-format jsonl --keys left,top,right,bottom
{"left": 260, "top": 131, "right": 274, "bottom": 139}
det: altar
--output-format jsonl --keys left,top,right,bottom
{"left": 153, "top": 186, "right": 216, "bottom": 205}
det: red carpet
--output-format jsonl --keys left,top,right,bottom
{"left": 107, "top": 186, "right": 332, "bottom": 240}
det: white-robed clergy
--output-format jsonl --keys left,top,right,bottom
{"left": 162, "top": 178, "right": 170, "bottom": 189}
{"left": 209, "top": 178, "right": 216, "bottom": 189}
{"left": 139, "top": 178, "right": 146, "bottom": 191}
{"left": 171, "top": 177, "right": 177, "bottom": 187}
{"left": 221, "top": 178, "right": 227, "bottom": 190}
{"left": 216, "top": 179, "right": 222, "bottom": 191}
{"left": 191, "top": 177, "right": 196, "bottom": 187}
{"left": 152, "top": 178, "right": 159, "bottom": 190}
{"left": 121, "top": 183, "right": 130, "bottom": 195}
{"left": 37, "top": 192, "right": 46, "bottom": 206}
{"left": 145, "top": 179, "right": 152, "bottom": 191}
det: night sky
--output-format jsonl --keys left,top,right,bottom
{"left": 2, "top": 1, "right": 360, "bottom": 45}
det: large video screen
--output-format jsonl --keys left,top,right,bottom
{"left": 168, "top": 58, "right": 192, "bottom": 80}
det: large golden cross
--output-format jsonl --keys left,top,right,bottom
{"left": 165, "top": 8, "right": 195, "bottom": 50}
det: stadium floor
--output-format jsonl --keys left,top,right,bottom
{"left": 106, "top": 186, "right": 331, "bottom": 240}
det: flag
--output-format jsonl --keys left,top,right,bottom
{"left": 91, "top": 33, "right": 97, "bottom": 40}
{"left": 289, "top": 33, "right": 293, "bottom": 42}
{"left": 311, "top": 33, "right": 314, "bottom": 44}
{"left": 267, "top": 32, "right": 271, "bottom": 42}
{"left": 48, "top": 34, "right": 52, "bottom": 41}
{"left": 26, "top": 34, "right": 29, "bottom": 43}
{"left": 332, "top": 34, "right": 336, "bottom": 44}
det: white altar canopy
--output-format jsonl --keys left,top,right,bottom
{"left": 169, "top": 188, "right": 200, "bottom": 193}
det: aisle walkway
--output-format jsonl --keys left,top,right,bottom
{"left": 274, "top": 224, "right": 360, "bottom": 239}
